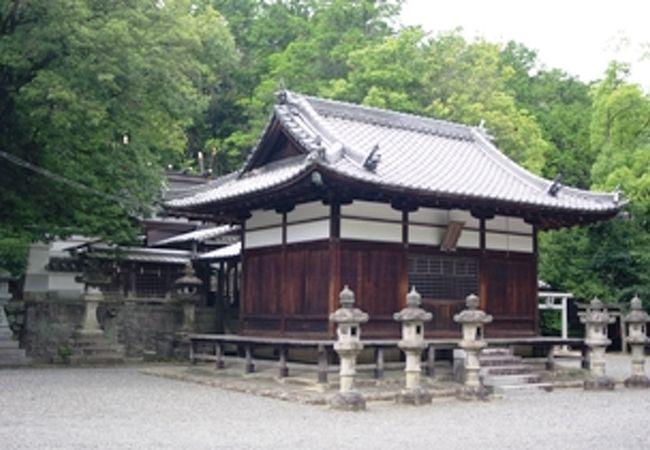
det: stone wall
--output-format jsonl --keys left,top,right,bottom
{"left": 21, "top": 297, "right": 220, "bottom": 362}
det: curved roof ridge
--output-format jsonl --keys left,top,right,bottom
{"left": 469, "top": 128, "right": 619, "bottom": 205}
{"left": 300, "top": 92, "right": 474, "bottom": 141}
{"left": 281, "top": 92, "right": 370, "bottom": 169}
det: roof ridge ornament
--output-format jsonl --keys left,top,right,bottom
{"left": 362, "top": 144, "right": 381, "bottom": 171}
{"left": 548, "top": 173, "right": 563, "bottom": 197}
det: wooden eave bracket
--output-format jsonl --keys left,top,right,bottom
{"left": 440, "top": 221, "right": 465, "bottom": 252}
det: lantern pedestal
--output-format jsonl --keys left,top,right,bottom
{"left": 623, "top": 296, "right": 650, "bottom": 388}
{"left": 454, "top": 294, "right": 493, "bottom": 401}
{"left": 394, "top": 287, "right": 433, "bottom": 405}
{"left": 329, "top": 286, "right": 369, "bottom": 411}
{"left": 581, "top": 297, "right": 615, "bottom": 391}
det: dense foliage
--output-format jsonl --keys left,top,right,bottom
{"left": 1, "top": 0, "right": 648, "bottom": 307}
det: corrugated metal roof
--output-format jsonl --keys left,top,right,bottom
{"left": 151, "top": 225, "right": 239, "bottom": 247}
{"left": 165, "top": 91, "right": 621, "bottom": 215}
{"left": 198, "top": 242, "right": 241, "bottom": 260}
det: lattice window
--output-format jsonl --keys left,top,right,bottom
{"left": 408, "top": 254, "right": 478, "bottom": 299}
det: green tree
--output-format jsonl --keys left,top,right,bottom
{"left": 0, "top": 0, "right": 237, "bottom": 273}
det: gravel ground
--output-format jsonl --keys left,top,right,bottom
{"left": 1, "top": 356, "right": 650, "bottom": 450}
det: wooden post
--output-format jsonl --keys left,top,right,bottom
{"left": 545, "top": 345, "right": 556, "bottom": 371}
{"left": 189, "top": 339, "right": 196, "bottom": 365}
{"left": 581, "top": 344, "right": 589, "bottom": 370}
{"left": 318, "top": 344, "right": 329, "bottom": 384}
{"left": 374, "top": 347, "right": 384, "bottom": 379}
{"left": 279, "top": 345, "right": 289, "bottom": 378}
{"left": 245, "top": 345, "right": 255, "bottom": 373}
{"left": 426, "top": 345, "right": 436, "bottom": 377}
{"left": 215, "top": 342, "right": 225, "bottom": 369}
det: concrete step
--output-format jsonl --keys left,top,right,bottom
{"left": 482, "top": 373, "right": 542, "bottom": 386}
{"left": 482, "top": 348, "right": 513, "bottom": 356}
{"left": 480, "top": 356, "right": 522, "bottom": 366}
{"left": 481, "top": 365, "right": 533, "bottom": 376}
{"left": 491, "top": 383, "right": 554, "bottom": 394}
{"left": 0, "top": 348, "right": 29, "bottom": 366}
{"left": 0, "top": 339, "right": 20, "bottom": 349}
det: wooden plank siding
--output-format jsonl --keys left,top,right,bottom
{"left": 240, "top": 206, "right": 539, "bottom": 339}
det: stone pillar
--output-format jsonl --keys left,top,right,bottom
{"left": 329, "top": 286, "right": 369, "bottom": 411}
{"left": 172, "top": 262, "right": 202, "bottom": 334}
{"left": 580, "top": 297, "right": 616, "bottom": 390}
{"left": 453, "top": 294, "right": 493, "bottom": 400}
{"left": 623, "top": 296, "right": 650, "bottom": 388}
{"left": 393, "top": 287, "right": 433, "bottom": 405}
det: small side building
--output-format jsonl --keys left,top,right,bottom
{"left": 166, "top": 91, "right": 623, "bottom": 340}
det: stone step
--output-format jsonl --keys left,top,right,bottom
{"left": 482, "top": 373, "right": 542, "bottom": 386}
{"left": 482, "top": 348, "right": 513, "bottom": 356}
{"left": 0, "top": 349, "right": 29, "bottom": 366}
{"left": 481, "top": 365, "right": 533, "bottom": 376}
{"left": 490, "top": 382, "right": 554, "bottom": 394}
{"left": 479, "top": 356, "right": 522, "bottom": 366}
{"left": 0, "top": 339, "right": 20, "bottom": 349}
{"left": 69, "top": 354, "right": 125, "bottom": 365}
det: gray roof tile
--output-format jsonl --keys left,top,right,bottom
{"left": 165, "top": 91, "right": 622, "bottom": 215}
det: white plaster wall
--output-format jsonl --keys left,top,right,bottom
{"left": 287, "top": 220, "right": 329, "bottom": 244}
{"left": 486, "top": 215, "right": 508, "bottom": 232}
{"left": 457, "top": 230, "right": 480, "bottom": 249}
{"left": 409, "top": 207, "right": 448, "bottom": 225}
{"left": 341, "top": 218, "right": 402, "bottom": 243}
{"left": 508, "top": 217, "right": 533, "bottom": 234}
{"left": 287, "top": 201, "right": 329, "bottom": 223}
{"left": 342, "top": 200, "right": 401, "bottom": 221}
{"left": 247, "top": 209, "right": 282, "bottom": 229}
{"left": 486, "top": 232, "right": 509, "bottom": 251}
{"left": 508, "top": 235, "right": 534, "bottom": 253}
{"left": 245, "top": 227, "right": 282, "bottom": 249}
{"left": 408, "top": 225, "right": 444, "bottom": 246}
{"left": 449, "top": 209, "right": 479, "bottom": 228}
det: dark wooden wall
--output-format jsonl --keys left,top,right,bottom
{"left": 240, "top": 243, "right": 538, "bottom": 339}
{"left": 480, "top": 253, "right": 538, "bottom": 337}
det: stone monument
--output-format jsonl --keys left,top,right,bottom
{"left": 0, "top": 271, "right": 28, "bottom": 366}
{"left": 329, "top": 286, "right": 369, "bottom": 411}
{"left": 394, "top": 287, "right": 433, "bottom": 405}
{"left": 453, "top": 293, "right": 493, "bottom": 400}
{"left": 623, "top": 296, "right": 650, "bottom": 388}
{"left": 581, "top": 297, "right": 615, "bottom": 390}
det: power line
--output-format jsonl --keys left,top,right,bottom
{"left": 0, "top": 149, "right": 147, "bottom": 211}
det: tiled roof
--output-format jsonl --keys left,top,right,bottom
{"left": 198, "top": 242, "right": 241, "bottom": 260}
{"left": 151, "top": 225, "right": 239, "bottom": 247}
{"left": 88, "top": 245, "right": 191, "bottom": 265}
{"left": 165, "top": 91, "right": 622, "bottom": 215}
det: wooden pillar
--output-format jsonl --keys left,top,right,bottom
{"left": 278, "top": 345, "right": 289, "bottom": 378}
{"left": 328, "top": 201, "right": 341, "bottom": 338}
{"left": 318, "top": 344, "right": 329, "bottom": 384}
{"left": 245, "top": 345, "right": 255, "bottom": 373}
{"left": 426, "top": 345, "right": 436, "bottom": 377}
{"left": 374, "top": 347, "right": 385, "bottom": 379}
{"left": 215, "top": 342, "right": 225, "bottom": 369}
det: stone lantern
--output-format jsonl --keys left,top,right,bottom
{"left": 623, "top": 296, "right": 650, "bottom": 388}
{"left": 74, "top": 260, "right": 112, "bottom": 337}
{"left": 329, "top": 286, "right": 369, "bottom": 411}
{"left": 0, "top": 270, "right": 27, "bottom": 366}
{"left": 580, "top": 297, "right": 616, "bottom": 390}
{"left": 393, "top": 287, "right": 433, "bottom": 405}
{"left": 172, "top": 262, "right": 203, "bottom": 333}
{"left": 453, "top": 293, "right": 493, "bottom": 400}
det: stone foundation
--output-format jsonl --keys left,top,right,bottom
{"left": 396, "top": 387, "right": 432, "bottom": 405}
{"left": 329, "top": 391, "right": 366, "bottom": 411}
{"left": 624, "top": 375, "right": 650, "bottom": 389}
{"left": 21, "top": 297, "right": 220, "bottom": 362}
{"left": 584, "top": 376, "right": 615, "bottom": 391}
